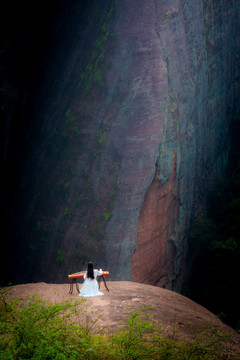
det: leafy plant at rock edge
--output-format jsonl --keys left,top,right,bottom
{"left": 0, "top": 292, "right": 238, "bottom": 359}
{"left": 0, "top": 292, "right": 95, "bottom": 360}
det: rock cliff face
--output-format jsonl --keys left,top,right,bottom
{"left": 2, "top": 0, "right": 240, "bottom": 288}
{"left": 132, "top": 151, "right": 179, "bottom": 287}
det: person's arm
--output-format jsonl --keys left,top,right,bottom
{"left": 83, "top": 271, "right": 87, "bottom": 280}
{"left": 95, "top": 269, "right": 103, "bottom": 276}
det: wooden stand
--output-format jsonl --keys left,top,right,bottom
{"left": 69, "top": 278, "right": 80, "bottom": 295}
{"left": 68, "top": 271, "right": 110, "bottom": 294}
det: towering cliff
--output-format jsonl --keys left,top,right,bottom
{"left": 1, "top": 0, "right": 240, "bottom": 288}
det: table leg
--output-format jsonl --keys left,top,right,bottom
{"left": 69, "top": 278, "right": 80, "bottom": 294}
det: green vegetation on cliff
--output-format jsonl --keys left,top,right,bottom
{"left": 185, "top": 112, "right": 240, "bottom": 330}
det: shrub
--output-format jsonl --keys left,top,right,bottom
{"left": 0, "top": 292, "right": 238, "bottom": 359}
{"left": 0, "top": 292, "right": 93, "bottom": 360}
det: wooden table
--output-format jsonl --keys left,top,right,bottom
{"left": 68, "top": 271, "right": 110, "bottom": 294}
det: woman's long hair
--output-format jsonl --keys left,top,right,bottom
{"left": 87, "top": 262, "right": 94, "bottom": 279}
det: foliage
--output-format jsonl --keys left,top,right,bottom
{"left": 63, "top": 208, "right": 69, "bottom": 217}
{"left": 98, "top": 132, "right": 106, "bottom": 147}
{"left": 104, "top": 212, "right": 110, "bottom": 221}
{"left": 0, "top": 293, "right": 237, "bottom": 360}
{"left": 65, "top": 107, "right": 75, "bottom": 125}
{"left": 76, "top": 197, "right": 81, "bottom": 207}
{"left": 78, "top": 4, "right": 115, "bottom": 96}
{"left": 56, "top": 248, "right": 65, "bottom": 265}
{"left": 0, "top": 293, "right": 91, "bottom": 360}
{"left": 186, "top": 111, "right": 240, "bottom": 330}
{"left": 36, "top": 222, "right": 42, "bottom": 231}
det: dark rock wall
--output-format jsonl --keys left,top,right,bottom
{"left": 1, "top": 0, "right": 240, "bottom": 287}
{"left": 132, "top": 0, "right": 240, "bottom": 290}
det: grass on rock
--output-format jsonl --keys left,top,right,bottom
{"left": 0, "top": 289, "right": 238, "bottom": 360}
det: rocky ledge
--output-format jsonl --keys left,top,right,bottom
{"left": 6, "top": 281, "right": 240, "bottom": 357}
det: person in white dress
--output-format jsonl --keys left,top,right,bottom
{"left": 79, "top": 262, "right": 104, "bottom": 297}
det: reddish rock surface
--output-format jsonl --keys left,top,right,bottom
{"left": 132, "top": 151, "right": 179, "bottom": 287}
{"left": 5, "top": 282, "right": 240, "bottom": 358}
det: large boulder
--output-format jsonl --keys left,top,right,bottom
{"left": 5, "top": 281, "right": 240, "bottom": 358}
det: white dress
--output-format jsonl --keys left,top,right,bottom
{"left": 79, "top": 269, "right": 104, "bottom": 297}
